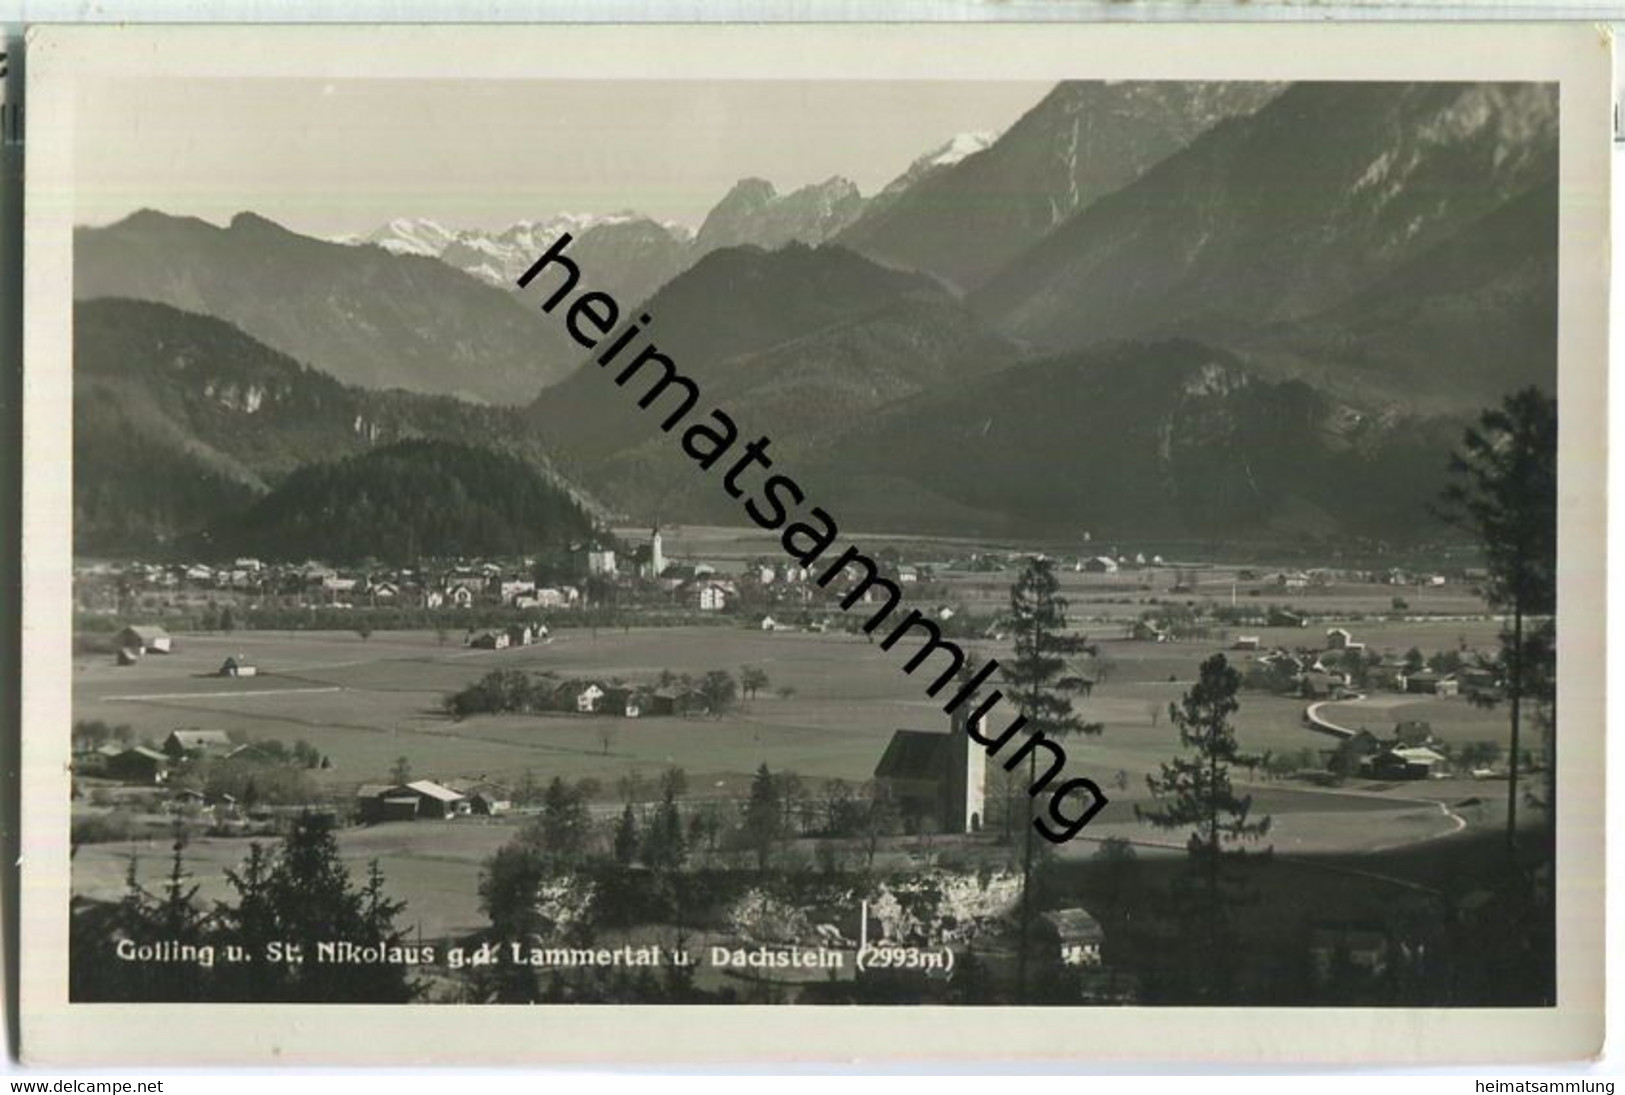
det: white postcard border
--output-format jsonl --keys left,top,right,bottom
{"left": 19, "top": 21, "right": 1611, "bottom": 1066}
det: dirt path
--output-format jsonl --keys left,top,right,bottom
{"left": 1303, "top": 693, "right": 1366, "bottom": 738}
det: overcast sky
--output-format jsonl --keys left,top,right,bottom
{"left": 73, "top": 78, "right": 1052, "bottom": 236}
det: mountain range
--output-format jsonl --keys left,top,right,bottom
{"left": 838, "top": 83, "right": 1284, "bottom": 292}
{"left": 72, "top": 298, "right": 594, "bottom": 554}
{"left": 970, "top": 83, "right": 1558, "bottom": 364}
{"left": 337, "top": 130, "right": 999, "bottom": 307}
{"left": 527, "top": 242, "right": 1018, "bottom": 521}
{"left": 72, "top": 79, "right": 1560, "bottom": 552}
{"left": 75, "top": 211, "right": 582, "bottom": 404}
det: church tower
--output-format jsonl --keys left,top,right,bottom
{"left": 946, "top": 706, "right": 988, "bottom": 833}
{"left": 649, "top": 526, "right": 665, "bottom": 577}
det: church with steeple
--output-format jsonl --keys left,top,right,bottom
{"left": 873, "top": 707, "right": 987, "bottom": 834}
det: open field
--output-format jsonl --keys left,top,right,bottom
{"left": 74, "top": 614, "right": 1509, "bottom": 797}
{"left": 72, "top": 583, "right": 1523, "bottom": 941}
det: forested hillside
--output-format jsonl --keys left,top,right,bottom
{"left": 207, "top": 439, "right": 595, "bottom": 563}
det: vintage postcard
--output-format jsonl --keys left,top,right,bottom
{"left": 18, "top": 22, "right": 1610, "bottom": 1065}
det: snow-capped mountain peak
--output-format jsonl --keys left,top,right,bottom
{"left": 925, "top": 131, "right": 994, "bottom": 169}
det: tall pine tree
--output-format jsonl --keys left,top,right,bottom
{"left": 1000, "top": 556, "right": 1102, "bottom": 1001}
{"left": 1136, "top": 653, "right": 1271, "bottom": 1001}
{"left": 1434, "top": 387, "right": 1557, "bottom": 863}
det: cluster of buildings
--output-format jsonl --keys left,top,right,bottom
{"left": 465, "top": 621, "right": 549, "bottom": 650}
{"left": 1234, "top": 627, "right": 1499, "bottom": 701}
{"left": 79, "top": 556, "right": 589, "bottom": 612}
{"left": 1322, "top": 720, "right": 1453, "bottom": 782}
{"left": 523, "top": 676, "right": 713, "bottom": 718}
{"left": 78, "top": 523, "right": 976, "bottom": 626}
{"left": 75, "top": 728, "right": 246, "bottom": 785}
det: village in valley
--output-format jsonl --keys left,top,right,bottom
{"left": 70, "top": 519, "right": 1538, "bottom": 1006}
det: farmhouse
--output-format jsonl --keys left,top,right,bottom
{"left": 1081, "top": 556, "right": 1119, "bottom": 574}
{"left": 555, "top": 680, "right": 606, "bottom": 714}
{"left": 117, "top": 625, "right": 172, "bottom": 654}
{"left": 598, "top": 685, "right": 642, "bottom": 718}
{"left": 1458, "top": 667, "right": 1500, "bottom": 698}
{"left": 534, "top": 587, "right": 574, "bottom": 608}
{"left": 444, "top": 779, "right": 513, "bottom": 816}
{"left": 227, "top": 741, "right": 284, "bottom": 764}
{"left": 1363, "top": 746, "right": 1443, "bottom": 781}
{"left": 1403, "top": 670, "right": 1459, "bottom": 696}
{"left": 391, "top": 780, "right": 468, "bottom": 819}
{"left": 1038, "top": 907, "right": 1106, "bottom": 968}
{"left": 1325, "top": 729, "right": 1383, "bottom": 776}
{"left": 1325, "top": 628, "right": 1365, "bottom": 652}
{"left": 218, "top": 655, "right": 258, "bottom": 678}
{"left": 469, "top": 629, "right": 511, "bottom": 651}
{"left": 1232, "top": 635, "right": 1261, "bottom": 651}
{"left": 1299, "top": 669, "right": 1341, "bottom": 700}
{"left": 163, "top": 729, "right": 235, "bottom": 760}
{"left": 500, "top": 580, "right": 537, "bottom": 603}
{"left": 1129, "top": 620, "right": 1169, "bottom": 643}
{"left": 873, "top": 708, "right": 987, "bottom": 835}
{"left": 356, "top": 784, "right": 421, "bottom": 824}
{"left": 106, "top": 746, "right": 169, "bottom": 784}
{"left": 73, "top": 742, "right": 123, "bottom": 775}
{"left": 694, "top": 583, "right": 729, "bottom": 612}
{"left": 646, "top": 687, "right": 708, "bottom": 717}
{"left": 1366, "top": 662, "right": 1408, "bottom": 691}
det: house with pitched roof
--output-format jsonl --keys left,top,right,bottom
{"left": 162, "top": 729, "right": 235, "bottom": 760}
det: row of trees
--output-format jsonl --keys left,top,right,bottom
{"left": 443, "top": 666, "right": 778, "bottom": 722}
{"left": 72, "top": 814, "right": 416, "bottom": 1002}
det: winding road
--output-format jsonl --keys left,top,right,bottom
{"left": 1303, "top": 694, "right": 1364, "bottom": 739}
{"left": 1299, "top": 691, "right": 1468, "bottom": 849}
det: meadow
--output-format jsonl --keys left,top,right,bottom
{"left": 72, "top": 543, "right": 1523, "bottom": 941}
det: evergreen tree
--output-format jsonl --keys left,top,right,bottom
{"left": 1434, "top": 387, "right": 1558, "bottom": 861}
{"left": 261, "top": 812, "right": 415, "bottom": 1002}
{"left": 214, "top": 842, "right": 281, "bottom": 1000}
{"left": 612, "top": 802, "right": 641, "bottom": 866}
{"left": 1137, "top": 653, "right": 1272, "bottom": 1002}
{"left": 642, "top": 786, "right": 688, "bottom": 871}
{"left": 149, "top": 834, "right": 213, "bottom": 1001}
{"left": 534, "top": 777, "right": 592, "bottom": 865}
{"left": 1000, "top": 557, "right": 1102, "bottom": 1002}
{"left": 741, "top": 764, "right": 785, "bottom": 870}
{"left": 477, "top": 843, "right": 551, "bottom": 1003}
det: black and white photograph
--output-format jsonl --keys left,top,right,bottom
{"left": 17, "top": 22, "right": 1609, "bottom": 1065}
